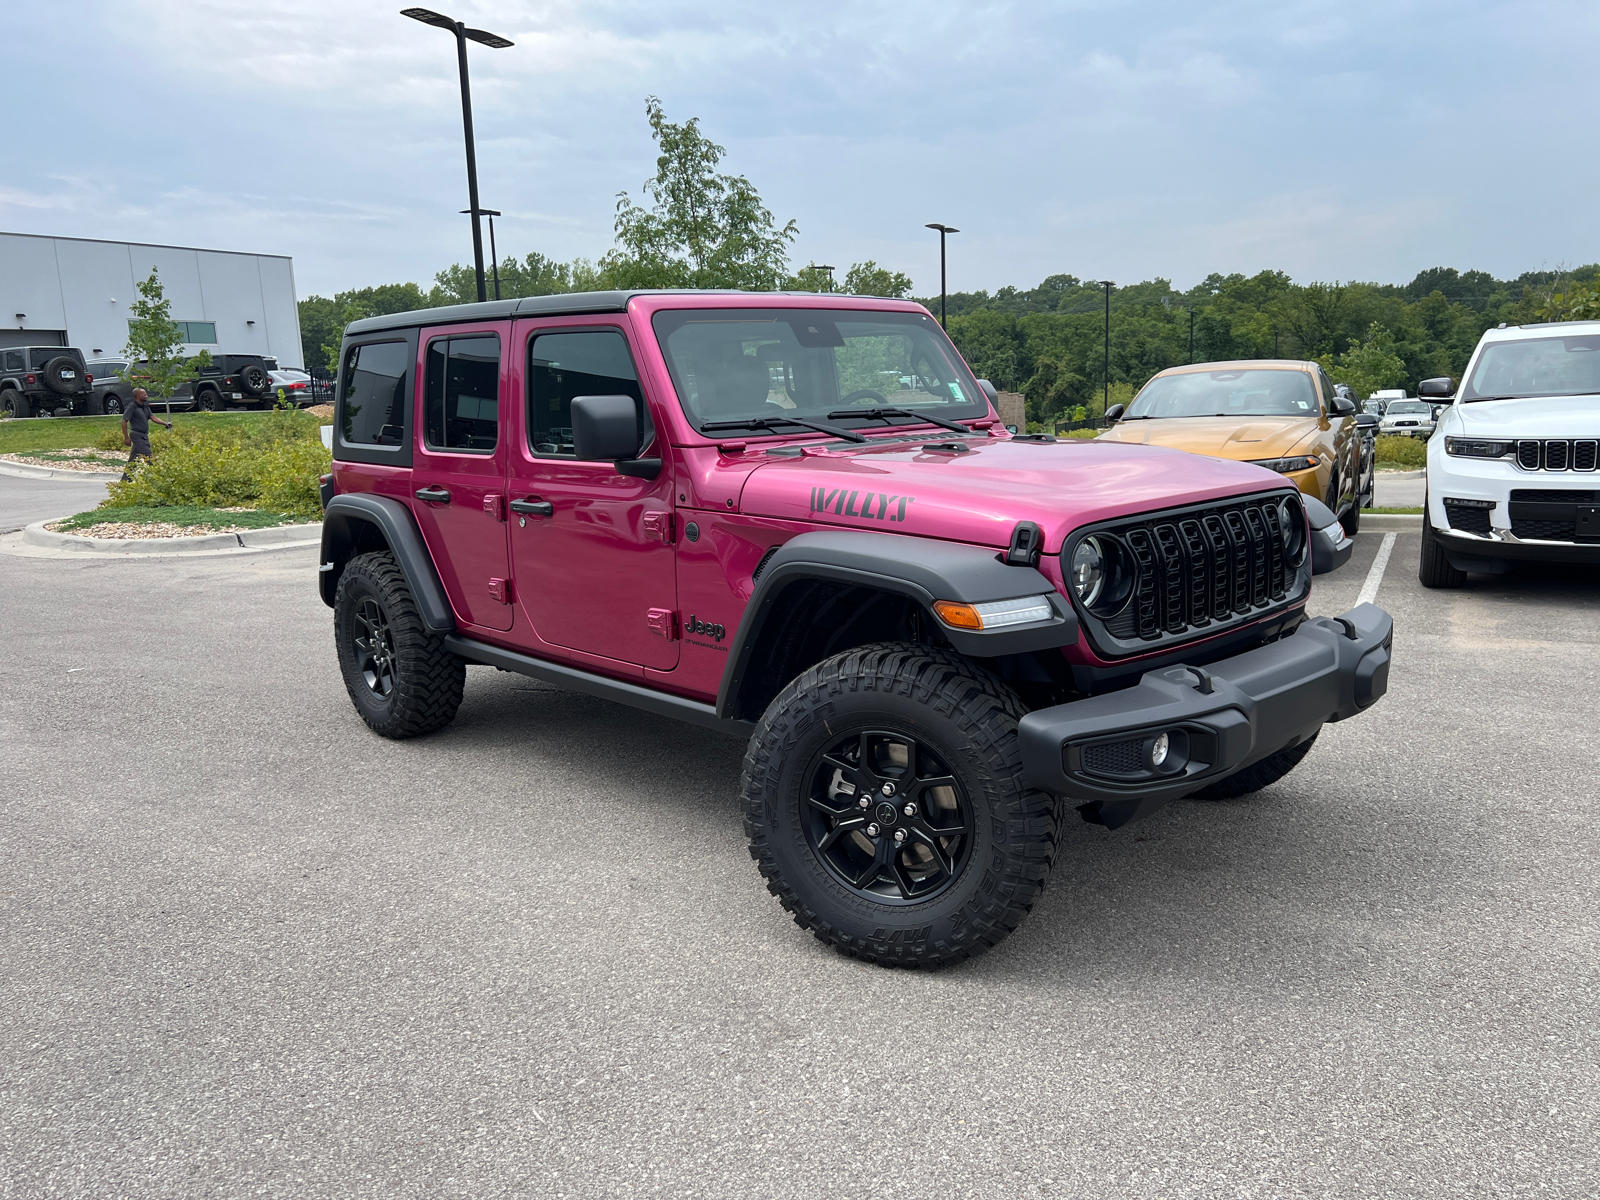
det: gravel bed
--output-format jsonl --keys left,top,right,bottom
{"left": 42, "top": 520, "right": 250, "bottom": 539}
{"left": 2, "top": 450, "right": 127, "bottom": 473}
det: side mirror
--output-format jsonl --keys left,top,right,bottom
{"left": 1304, "top": 496, "right": 1353, "bottom": 575}
{"left": 1418, "top": 377, "right": 1455, "bottom": 398}
{"left": 976, "top": 379, "right": 999, "bottom": 405}
{"left": 1331, "top": 395, "right": 1356, "bottom": 417}
{"left": 572, "top": 394, "right": 658, "bottom": 477}
{"left": 1104, "top": 403, "right": 1125, "bottom": 424}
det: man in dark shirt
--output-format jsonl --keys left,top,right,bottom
{"left": 121, "top": 388, "right": 172, "bottom": 479}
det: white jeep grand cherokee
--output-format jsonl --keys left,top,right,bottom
{"left": 1421, "top": 319, "right": 1600, "bottom": 587}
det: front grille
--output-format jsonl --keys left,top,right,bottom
{"left": 1511, "top": 489, "right": 1596, "bottom": 503}
{"left": 1517, "top": 439, "right": 1600, "bottom": 471}
{"left": 1081, "top": 738, "right": 1144, "bottom": 777}
{"left": 1091, "top": 492, "right": 1303, "bottom": 648}
{"left": 1512, "top": 517, "right": 1577, "bottom": 540}
{"left": 1443, "top": 501, "right": 1493, "bottom": 535}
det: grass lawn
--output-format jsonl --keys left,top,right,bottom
{"left": 0, "top": 410, "right": 322, "bottom": 455}
{"left": 51, "top": 505, "right": 302, "bottom": 532}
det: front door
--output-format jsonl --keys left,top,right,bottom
{"left": 409, "top": 326, "right": 513, "bottom": 632}
{"left": 506, "top": 322, "right": 679, "bottom": 671}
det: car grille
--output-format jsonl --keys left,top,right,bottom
{"left": 1443, "top": 500, "right": 1493, "bottom": 536}
{"left": 1081, "top": 738, "right": 1144, "bottom": 777}
{"left": 1090, "top": 493, "right": 1303, "bottom": 646}
{"left": 1511, "top": 517, "right": 1577, "bottom": 540}
{"left": 1510, "top": 489, "right": 1596, "bottom": 503}
{"left": 1516, "top": 439, "right": 1599, "bottom": 471}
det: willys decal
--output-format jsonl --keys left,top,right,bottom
{"left": 807, "top": 488, "right": 916, "bottom": 523}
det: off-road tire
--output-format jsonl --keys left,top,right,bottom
{"left": 238, "top": 365, "right": 271, "bottom": 395}
{"left": 82, "top": 394, "right": 105, "bottom": 416}
{"left": 196, "top": 388, "right": 224, "bottom": 412}
{"left": 42, "top": 356, "right": 82, "bottom": 396}
{"left": 1191, "top": 731, "right": 1320, "bottom": 800}
{"left": 1419, "top": 506, "right": 1467, "bottom": 589}
{"left": 334, "top": 551, "right": 464, "bottom": 738}
{"left": 0, "top": 389, "right": 28, "bottom": 419}
{"left": 742, "top": 642, "right": 1061, "bottom": 969}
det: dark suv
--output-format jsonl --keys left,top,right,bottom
{"left": 172, "top": 353, "right": 278, "bottom": 411}
{"left": 317, "top": 290, "right": 1392, "bottom": 969}
{"left": 0, "top": 346, "right": 100, "bottom": 417}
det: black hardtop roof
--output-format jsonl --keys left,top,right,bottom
{"left": 342, "top": 289, "right": 922, "bottom": 337}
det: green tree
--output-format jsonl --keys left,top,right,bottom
{"left": 1535, "top": 275, "right": 1600, "bottom": 322}
{"left": 122, "top": 269, "right": 204, "bottom": 415}
{"left": 786, "top": 263, "right": 835, "bottom": 293}
{"left": 601, "top": 96, "right": 797, "bottom": 290}
{"left": 843, "top": 261, "right": 913, "bottom": 298}
{"left": 1322, "top": 322, "right": 1408, "bottom": 399}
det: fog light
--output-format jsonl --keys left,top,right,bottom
{"left": 1150, "top": 732, "right": 1170, "bottom": 767}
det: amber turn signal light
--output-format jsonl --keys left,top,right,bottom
{"left": 932, "top": 600, "right": 984, "bottom": 629}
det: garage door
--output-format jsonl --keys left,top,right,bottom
{"left": 0, "top": 330, "right": 67, "bottom": 349}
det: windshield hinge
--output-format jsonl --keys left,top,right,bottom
{"left": 1004, "top": 521, "right": 1043, "bottom": 567}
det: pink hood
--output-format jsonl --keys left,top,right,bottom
{"left": 737, "top": 436, "right": 1292, "bottom": 552}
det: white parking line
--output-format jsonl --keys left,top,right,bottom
{"left": 1356, "top": 532, "right": 1398, "bottom": 606}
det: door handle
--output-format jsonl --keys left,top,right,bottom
{"left": 415, "top": 486, "right": 451, "bottom": 503}
{"left": 509, "top": 498, "right": 554, "bottom": 517}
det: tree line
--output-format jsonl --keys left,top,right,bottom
{"left": 298, "top": 96, "right": 1600, "bottom": 427}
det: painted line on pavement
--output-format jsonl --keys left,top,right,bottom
{"left": 1357, "top": 532, "right": 1398, "bottom": 607}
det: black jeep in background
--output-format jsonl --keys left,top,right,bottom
{"left": 0, "top": 346, "right": 100, "bottom": 417}
{"left": 171, "top": 353, "right": 278, "bottom": 410}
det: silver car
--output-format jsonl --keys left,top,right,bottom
{"left": 1378, "top": 400, "right": 1437, "bottom": 439}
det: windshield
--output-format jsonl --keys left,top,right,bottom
{"left": 1126, "top": 369, "right": 1319, "bottom": 419}
{"left": 652, "top": 308, "right": 988, "bottom": 433}
{"left": 1462, "top": 334, "right": 1600, "bottom": 400}
{"left": 1386, "top": 402, "right": 1431, "bottom": 414}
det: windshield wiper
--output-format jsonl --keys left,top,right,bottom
{"left": 825, "top": 406, "right": 973, "bottom": 436}
{"left": 701, "top": 415, "right": 867, "bottom": 443}
{"left": 1463, "top": 394, "right": 1535, "bottom": 403}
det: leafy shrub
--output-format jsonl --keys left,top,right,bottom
{"left": 94, "top": 427, "right": 127, "bottom": 452}
{"left": 105, "top": 409, "right": 329, "bottom": 519}
{"left": 1375, "top": 435, "right": 1427, "bottom": 467}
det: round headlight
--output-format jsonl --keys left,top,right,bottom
{"left": 1070, "top": 538, "right": 1105, "bottom": 606}
{"left": 1277, "top": 497, "right": 1307, "bottom": 566}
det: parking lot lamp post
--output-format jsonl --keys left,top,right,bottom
{"left": 925, "top": 224, "right": 959, "bottom": 328}
{"left": 462, "top": 207, "right": 503, "bottom": 300}
{"left": 1101, "top": 281, "right": 1114, "bottom": 412}
{"left": 815, "top": 265, "right": 834, "bottom": 294}
{"left": 1189, "top": 306, "right": 1195, "bottom": 364}
{"left": 403, "top": 7, "right": 514, "bottom": 303}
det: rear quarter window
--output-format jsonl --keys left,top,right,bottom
{"left": 336, "top": 335, "right": 417, "bottom": 467}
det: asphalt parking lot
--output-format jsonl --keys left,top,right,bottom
{"left": 0, "top": 468, "right": 112, "bottom": 534}
{"left": 2, "top": 530, "right": 1597, "bottom": 1198}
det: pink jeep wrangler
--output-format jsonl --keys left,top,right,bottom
{"left": 318, "top": 291, "right": 1390, "bottom": 967}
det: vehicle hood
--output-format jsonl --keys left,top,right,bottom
{"left": 1449, "top": 394, "right": 1600, "bottom": 436}
{"left": 737, "top": 435, "right": 1293, "bottom": 552}
{"left": 1095, "top": 415, "right": 1321, "bottom": 461}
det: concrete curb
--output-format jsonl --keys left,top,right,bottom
{"left": 22, "top": 519, "right": 322, "bottom": 555}
{"left": 1360, "top": 513, "right": 1423, "bottom": 530}
{"left": 0, "top": 460, "right": 122, "bottom": 482}
{"left": 1376, "top": 468, "right": 1425, "bottom": 480}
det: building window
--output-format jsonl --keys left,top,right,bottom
{"left": 132, "top": 320, "right": 218, "bottom": 344}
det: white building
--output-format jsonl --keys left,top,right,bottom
{"left": 0, "top": 231, "right": 302, "bottom": 367}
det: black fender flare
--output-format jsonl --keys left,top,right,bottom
{"left": 715, "top": 529, "right": 1078, "bottom": 721}
{"left": 318, "top": 494, "right": 454, "bottom": 633}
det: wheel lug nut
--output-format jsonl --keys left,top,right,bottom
{"left": 894, "top": 829, "right": 907, "bottom": 844}
{"left": 857, "top": 797, "right": 870, "bottom": 809}
{"left": 903, "top": 803, "right": 916, "bottom": 817}
{"left": 866, "top": 823, "right": 880, "bottom": 837}
{"left": 881, "top": 782, "right": 897, "bottom": 797}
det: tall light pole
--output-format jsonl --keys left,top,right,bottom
{"left": 814, "top": 265, "right": 835, "bottom": 294}
{"left": 403, "top": 7, "right": 514, "bottom": 303}
{"left": 1100, "top": 281, "right": 1114, "bottom": 413}
{"left": 462, "top": 207, "right": 503, "bottom": 299}
{"left": 1189, "top": 306, "right": 1195, "bottom": 364}
{"left": 925, "top": 223, "right": 959, "bottom": 328}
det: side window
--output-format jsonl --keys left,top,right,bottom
{"left": 5, "top": 350, "right": 24, "bottom": 371}
{"left": 527, "top": 329, "right": 650, "bottom": 457}
{"left": 424, "top": 334, "right": 500, "bottom": 453}
{"left": 341, "top": 341, "right": 412, "bottom": 447}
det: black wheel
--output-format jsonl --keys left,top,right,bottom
{"left": 1, "top": 389, "right": 29, "bottom": 419}
{"left": 197, "top": 388, "right": 224, "bottom": 412}
{"left": 1191, "top": 731, "right": 1319, "bottom": 800}
{"left": 238, "top": 365, "right": 271, "bottom": 395}
{"left": 103, "top": 393, "right": 123, "bottom": 415}
{"left": 1419, "top": 503, "right": 1467, "bottom": 589}
{"left": 1341, "top": 501, "right": 1361, "bottom": 536}
{"left": 742, "top": 642, "right": 1060, "bottom": 968}
{"left": 334, "top": 551, "right": 465, "bottom": 738}
{"left": 83, "top": 393, "right": 105, "bottom": 416}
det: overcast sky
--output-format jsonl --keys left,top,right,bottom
{"left": 6, "top": 0, "right": 1596, "bottom": 299}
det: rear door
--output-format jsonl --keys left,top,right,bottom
{"left": 504, "top": 319, "right": 679, "bottom": 671}
{"left": 408, "top": 323, "right": 514, "bottom": 632}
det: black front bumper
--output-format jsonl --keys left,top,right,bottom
{"left": 1019, "top": 603, "right": 1393, "bottom": 828}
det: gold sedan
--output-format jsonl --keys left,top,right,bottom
{"left": 1098, "top": 359, "right": 1365, "bottom": 534}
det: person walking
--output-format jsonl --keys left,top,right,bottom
{"left": 121, "top": 387, "right": 172, "bottom": 480}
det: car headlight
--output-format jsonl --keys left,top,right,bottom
{"left": 1248, "top": 455, "right": 1320, "bottom": 474}
{"left": 1444, "top": 437, "right": 1514, "bottom": 459}
{"left": 1277, "top": 495, "right": 1307, "bottom": 566}
{"left": 1070, "top": 539, "right": 1104, "bottom": 606}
